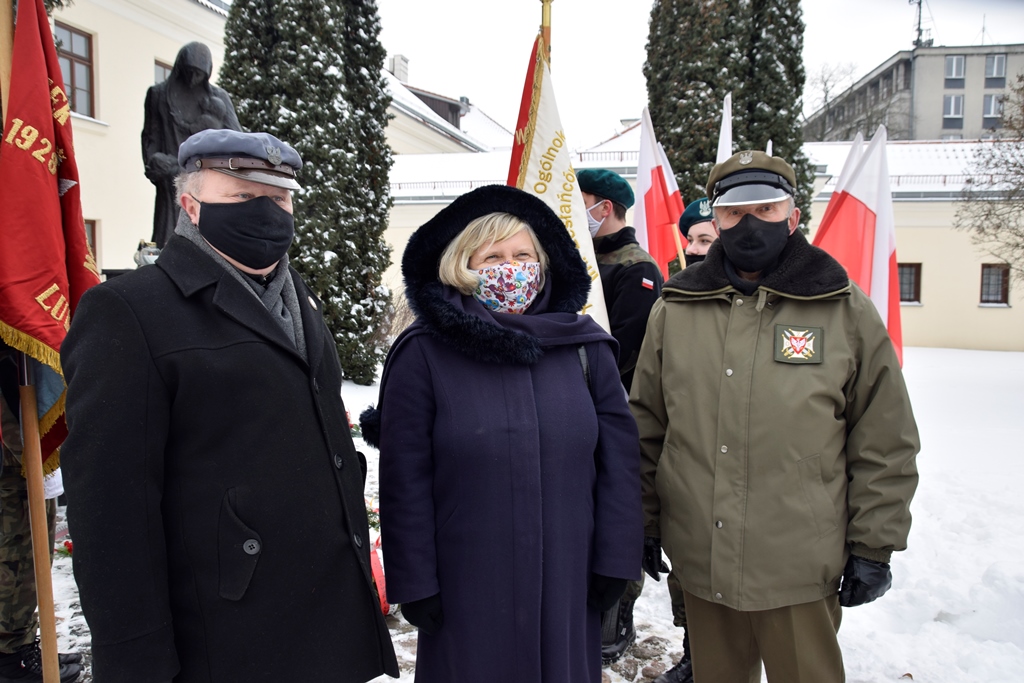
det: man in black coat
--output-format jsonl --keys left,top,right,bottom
{"left": 61, "top": 129, "right": 398, "bottom": 683}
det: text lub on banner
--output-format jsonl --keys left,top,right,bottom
{"left": 0, "top": 0, "right": 101, "bottom": 470}
{"left": 507, "top": 35, "right": 609, "bottom": 331}
{"left": 812, "top": 126, "right": 902, "bottom": 365}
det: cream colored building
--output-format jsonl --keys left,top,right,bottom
{"left": 52, "top": 0, "right": 230, "bottom": 272}
{"left": 49, "top": 3, "right": 501, "bottom": 272}
{"left": 387, "top": 134, "right": 1024, "bottom": 352}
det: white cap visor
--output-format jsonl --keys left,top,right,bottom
{"left": 712, "top": 183, "right": 790, "bottom": 207}
{"left": 211, "top": 167, "right": 301, "bottom": 191}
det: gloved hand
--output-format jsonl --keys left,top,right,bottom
{"left": 402, "top": 593, "right": 443, "bottom": 635}
{"left": 587, "top": 573, "right": 627, "bottom": 612}
{"left": 642, "top": 536, "right": 671, "bottom": 581}
{"left": 838, "top": 555, "right": 892, "bottom": 607}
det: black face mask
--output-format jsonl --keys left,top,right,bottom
{"left": 684, "top": 253, "right": 706, "bottom": 267}
{"left": 718, "top": 213, "right": 791, "bottom": 273}
{"left": 194, "top": 196, "right": 295, "bottom": 270}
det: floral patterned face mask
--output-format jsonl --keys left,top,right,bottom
{"left": 472, "top": 260, "right": 542, "bottom": 314}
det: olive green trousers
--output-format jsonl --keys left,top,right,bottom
{"left": 684, "top": 590, "right": 844, "bottom": 683}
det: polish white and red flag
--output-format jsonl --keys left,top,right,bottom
{"left": 812, "top": 126, "right": 903, "bottom": 364}
{"left": 634, "top": 106, "right": 685, "bottom": 280}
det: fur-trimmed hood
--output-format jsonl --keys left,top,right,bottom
{"left": 664, "top": 230, "right": 850, "bottom": 299}
{"left": 401, "top": 184, "right": 599, "bottom": 365}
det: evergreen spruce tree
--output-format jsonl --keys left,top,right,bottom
{"left": 219, "top": 0, "right": 393, "bottom": 384}
{"left": 644, "top": 0, "right": 743, "bottom": 203}
{"left": 735, "top": 0, "right": 815, "bottom": 224}
{"left": 645, "top": 0, "right": 814, "bottom": 223}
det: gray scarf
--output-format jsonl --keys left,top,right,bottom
{"left": 174, "top": 212, "right": 307, "bottom": 363}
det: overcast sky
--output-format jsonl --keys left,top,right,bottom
{"left": 376, "top": 0, "right": 1024, "bottom": 150}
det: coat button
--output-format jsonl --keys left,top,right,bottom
{"left": 334, "top": 453, "right": 344, "bottom": 469}
{"left": 725, "top": 369, "right": 733, "bottom": 377}
{"left": 736, "top": 298, "right": 744, "bottom": 306}
{"left": 243, "top": 539, "right": 261, "bottom": 555}
{"left": 353, "top": 533, "right": 363, "bottom": 549}
{"left": 721, "top": 445, "right": 728, "bottom": 453}
{"left": 715, "top": 592, "right": 723, "bottom": 600}
{"left": 716, "top": 520, "right": 724, "bottom": 529}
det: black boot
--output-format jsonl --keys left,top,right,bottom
{"left": 0, "top": 640, "right": 82, "bottom": 683}
{"left": 600, "top": 597, "right": 636, "bottom": 664}
{"left": 653, "top": 629, "right": 693, "bottom": 683}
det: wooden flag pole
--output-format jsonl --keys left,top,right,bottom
{"left": 672, "top": 225, "right": 687, "bottom": 271}
{"left": 540, "top": 0, "right": 552, "bottom": 62}
{"left": 3, "top": 5, "right": 62, "bottom": 681}
{"left": 17, "top": 354, "right": 62, "bottom": 683}
{"left": 1, "top": 0, "right": 13, "bottom": 124}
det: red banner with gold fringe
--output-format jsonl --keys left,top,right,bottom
{"left": 0, "top": 0, "right": 100, "bottom": 469}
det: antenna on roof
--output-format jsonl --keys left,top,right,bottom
{"left": 910, "top": 0, "right": 924, "bottom": 48}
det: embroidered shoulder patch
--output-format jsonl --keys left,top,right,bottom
{"left": 774, "top": 325, "right": 823, "bottom": 364}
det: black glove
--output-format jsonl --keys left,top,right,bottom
{"left": 587, "top": 573, "right": 627, "bottom": 612}
{"left": 402, "top": 593, "right": 443, "bottom": 635}
{"left": 838, "top": 555, "right": 892, "bottom": 607}
{"left": 642, "top": 536, "right": 671, "bottom": 581}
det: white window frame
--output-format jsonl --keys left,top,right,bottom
{"left": 945, "top": 55, "right": 965, "bottom": 79}
{"left": 983, "top": 94, "right": 1003, "bottom": 118}
{"left": 943, "top": 94, "right": 964, "bottom": 118}
{"left": 985, "top": 54, "right": 1006, "bottom": 78}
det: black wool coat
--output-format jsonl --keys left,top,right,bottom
{"left": 60, "top": 237, "right": 398, "bottom": 683}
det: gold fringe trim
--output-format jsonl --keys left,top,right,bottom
{"left": 38, "top": 390, "right": 66, "bottom": 436}
{"left": 0, "top": 319, "right": 63, "bottom": 375}
{"left": 515, "top": 35, "right": 547, "bottom": 189}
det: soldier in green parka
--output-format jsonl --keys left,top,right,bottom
{"left": 629, "top": 151, "right": 920, "bottom": 683}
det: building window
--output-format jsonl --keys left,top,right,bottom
{"left": 155, "top": 61, "right": 173, "bottom": 84}
{"left": 983, "top": 94, "right": 1003, "bottom": 118}
{"left": 943, "top": 95, "right": 963, "bottom": 128}
{"left": 83, "top": 219, "right": 96, "bottom": 253}
{"left": 945, "top": 55, "right": 965, "bottom": 78}
{"left": 54, "top": 23, "right": 93, "bottom": 117}
{"left": 985, "top": 54, "right": 1006, "bottom": 78}
{"left": 980, "top": 264, "right": 1010, "bottom": 305}
{"left": 898, "top": 263, "right": 921, "bottom": 303}
{"left": 940, "top": 134, "right": 963, "bottom": 141}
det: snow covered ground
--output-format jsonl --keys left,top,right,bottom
{"left": 51, "top": 347, "right": 1024, "bottom": 682}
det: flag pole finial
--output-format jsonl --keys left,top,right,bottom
{"left": 541, "top": 0, "right": 553, "bottom": 62}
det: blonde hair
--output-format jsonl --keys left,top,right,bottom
{"left": 438, "top": 212, "right": 549, "bottom": 295}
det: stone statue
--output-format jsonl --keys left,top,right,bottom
{"left": 141, "top": 42, "right": 241, "bottom": 247}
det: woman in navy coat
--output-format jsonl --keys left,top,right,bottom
{"left": 362, "top": 185, "right": 643, "bottom": 682}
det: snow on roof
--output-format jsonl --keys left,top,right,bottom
{"left": 189, "top": 0, "right": 229, "bottom": 16}
{"left": 460, "top": 104, "right": 515, "bottom": 151}
{"left": 391, "top": 150, "right": 512, "bottom": 201}
{"left": 384, "top": 70, "right": 487, "bottom": 153}
{"left": 391, "top": 138, "right": 995, "bottom": 202}
{"left": 806, "top": 139, "right": 983, "bottom": 197}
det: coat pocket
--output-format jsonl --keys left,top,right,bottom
{"left": 218, "top": 489, "right": 263, "bottom": 601}
{"left": 796, "top": 454, "right": 839, "bottom": 539}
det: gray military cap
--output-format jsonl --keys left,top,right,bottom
{"left": 178, "top": 129, "right": 303, "bottom": 190}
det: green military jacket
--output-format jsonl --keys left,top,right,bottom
{"left": 629, "top": 233, "right": 920, "bottom": 612}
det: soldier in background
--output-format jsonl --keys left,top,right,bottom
{"left": 669, "top": 197, "right": 718, "bottom": 277}
{"left": 578, "top": 168, "right": 663, "bottom": 663}
{"left": 0, "top": 349, "right": 81, "bottom": 683}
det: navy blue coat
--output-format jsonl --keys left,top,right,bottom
{"left": 364, "top": 186, "right": 643, "bottom": 682}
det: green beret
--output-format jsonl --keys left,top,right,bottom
{"left": 679, "top": 197, "right": 713, "bottom": 235}
{"left": 706, "top": 150, "right": 796, "bottom": 207}
{"left": 577, "top": 168, "right": 635, "bottom": 209}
